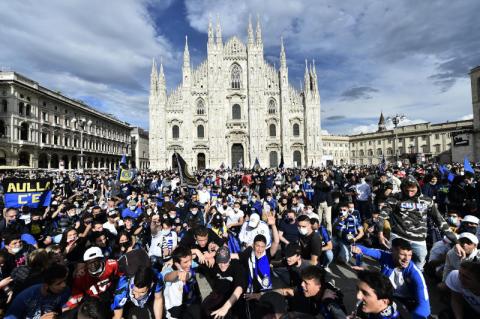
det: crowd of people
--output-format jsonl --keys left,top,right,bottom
{"left": 0, "top": 161, "right": 479, "bottom": 319}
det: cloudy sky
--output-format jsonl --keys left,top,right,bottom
{"left": 0, "top": 0, "right": 478, "bottom": 134}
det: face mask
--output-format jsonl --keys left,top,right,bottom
{"left": 120, "top": 241, "right": 131, "bottom": 249}
{"left": 161, "top": 229, "right": 171, "bottom": 236}
{"left": 74, "top": 203, "right": 80, "bottom": 208}
{"left": 334, "top": 198, "right": 340, "bottom": 204}
{"left": 11, "top": 246, "right": 22, "bottom": 254}
{"left": 234, "top": 207, "right": 239, "bottom": 212}
{"left": 179, "top": 203, "right": 184, "bottom": 207}
{"left": 286, "top": 218, "right": 294, "bottom": 224}
{"left": 348, "top": 208, "right": 355, "bottom": 212}
{"left": 267, "top": 197, "right": 272, "bottom": 201}
{"left": 298, "top": 227, "right": 308, "bottom": 236}
{"left": 459, "top": 225, "right": 477, "bottom": 234}
{"left": 169, "top": 213, "right": 176, "bottom": 219}
{"left": 191, "top": 210, "right": 198, "bottom": 215}
{"left": 447, "top": 216, "right": 458, "bottom": 226}
{"left": 340, "top": 210, "right": 348, "bottom": 217}
{"left": 223, "top": 205, "right": 228, "bottom": 209}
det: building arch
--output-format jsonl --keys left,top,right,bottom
{"left": 293, "top": 123, "right": 300, "bottom": 137}
{"left": 197, "top": 125, "right": 205, "bottom": 139}
{"left": 269, "top": 151, "right": 278, "bottom": 168}
{"left": 61, "top": 155, "right": 69, "bottom": 169}
{"left": 196, "top": 99, "right": 205, "bottom": 115}
{"left": 269, "top": 124, "right": 276, "bottom": 137}
{"left": 231, "top": 63, "right": 242, "bottom": 89}
{"left": 18, "top": 151, "right": 30, "bottom": 166}
{"left": 0, "top": 120, "right": 6, "bottom": 137}
{"left": 197, "top": 153, "right": 206, "bottom": 170}
{"left": 38, "top": 153, "right": 48, "bottom": 168}
{"left": 231, "top": 144, "right": 244, "bottom": 168}
{"left": 232, "top": 104, "right": 241, "bottom": 120}
{"left": 50, "top": 154, "right": 59, "bottom": 169}
{"left": 172, "top": 125, "right": 180, "bottom": 139}
{"left": 20, "top": 122, "right": 29, "bottom": 141}
{"left": 0, "top": 149, "right": 7, "bottom": 166}
{"left": 268, "top": 99, "right": 276, "bottom": 114}
{"left": 293, "top": 150, "right": 302, "bottom": 167}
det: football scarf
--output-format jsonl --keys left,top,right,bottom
{"left": 247, "top": 251, "right": 272, "bottom": 293}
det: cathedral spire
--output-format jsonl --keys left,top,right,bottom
{"left": 215, "top": 15, "right": 223, "bottom": 47}
{"left": 208, "top": 15, "right": 214, "bottom": 46}
{"left": 280, "top": 36, "right": 287, "bottom": 69}
{"left": 304, "top": 59, "right": 310, "bottom": 93}
{"left": 158, "top": 61, "right": 165, "bottom": 86}
{"left": 255, "top": 15, "right": 262, "bottom": 46}
{"left": 247, "top": 14, "right": 254, "bottom": 46}
{"left": 183, "top": 35, "right": 190, "bottom": 67}
{"left": 150, "top": 58, "right": 158, "bottom": 93}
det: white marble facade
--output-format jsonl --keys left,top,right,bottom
{"left": 149, "top": 17, "right": 322, "bottom": 170}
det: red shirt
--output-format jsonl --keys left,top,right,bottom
{"left": 66, "top": 259, "right": 121, "bottom": 309}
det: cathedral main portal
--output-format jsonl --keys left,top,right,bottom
{"left": 231, "top": 144, "right": 244, "bottom": 169}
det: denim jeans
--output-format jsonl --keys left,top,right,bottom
{"left": 410, "top": 240, "right": 428, "bottom": 270}
{"left": 322, "top": 249, "right": 334, "bottom": 268}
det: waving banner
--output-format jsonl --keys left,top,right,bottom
{"left": 2, "top": 178, "right": 53, "bottom": 208}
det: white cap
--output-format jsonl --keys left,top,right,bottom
{"left": 248, "top": 213, "right": 260, "bottom": 228}
{"left": 83, "top": 246, "right": 104, "bottom": 261}
{"left": 462, "top": 215, "right": 479, "bottom": 225}
{"left": 459, "top": 232, "right": 479, "bottom": 245}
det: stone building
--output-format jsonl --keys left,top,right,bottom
{"left": 347, "top": 117, "right": 473, "bottom": 165}
{"left": 0, "top": 71, "right": 132, "bottom": 169}
{"left": 149, "top": 17, "right": 323, "bottom": 170}
{"left": 471, "top": 66, "right": 480, "bottom": 161}
{"left": 321, "top": 135, "right": 350, "bottom": 166}
{"left": 131, "top": 127, "right": 149, "bottom": 169}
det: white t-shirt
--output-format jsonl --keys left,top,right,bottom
{"left": 226, "top": 209, "right": 244, "bottom": 226}
{"left": 446, "top": 270, "right": 480, "bottom": 314}
{"left": 103, "top": 220, "right": 123, "bottom": 236}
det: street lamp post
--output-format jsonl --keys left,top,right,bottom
{"left": 72, "top": 117, "right": 92, "bottom": 170}
{"left": 385, "top": 114, "right": 406, "bottom": 162}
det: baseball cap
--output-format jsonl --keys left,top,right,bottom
{"left": 215, "top": 246, "right": 231, "bottom": 264}
{"left": 83, "top": 247, "right": 104, "bottom": 262}
{"left": 284, "top": 243, "right": 302, "bottom": 258}
{"left": 462, "top": 215, "right": 479, "bottom": 225}
{"left": 459, "top": 232, "right": 479, "bottom": 245}
{"left": 249, "top": 213, "right": 260, "bottom": 228}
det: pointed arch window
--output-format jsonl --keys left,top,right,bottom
{"left": 268, "top": 99, "right": 276, "bottom": 114}
{"left": 197, "top": 125, "right": 204, "bottom": 139}
{"left": 231, "top": 64, "right": 241, "bottom": 89}
{"left": 269, "top": 124, "right": 276, "bottom": 137}
{"left": 293, "top": 123, "right": 300, "bottom": 137}
{"left": 197, "top": 99, "right": 205, "bottom": 115}
{"left": 232, "top": 104, "right": 241, "bottom": 120}
{"left": 172, "top": 125, "right": 179, "bottom": 139}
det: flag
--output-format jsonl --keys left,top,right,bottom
{"left": 2, "top": 178, "right": 52, "bottom": 208}
{"left": 279, "top": 152, "right": 284, "bottom": 169}
{"left": 119, "top": 169, "right": 133, "bottom": 183}
{"left": 117, "top": 154, "right": 128, "bottom": 181}
{"left": 464, "top": 156, "right": 474, "bottom": 174}
{"left": 174, "top": 152, "right": 198, "bottom": 187}
{"left": 438, "top": 164, "right": 447, "bottom": 176}
{"left": 252, "top": 157, "right": 261, "bottom": 171}
{"left": 379, "top": 155, "right": 386, "bottom": 173}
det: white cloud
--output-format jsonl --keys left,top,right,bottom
{"left": 458, "top": 114, "right": 473, "bottom": 121}
{"left": 0, "top": 0, "right": 175, "bottom": 128}
{"left": 321, "top": 129, "right": 330, "bottom": 135}
{"left": 350, "top": 117, "right": 428, "bottom": 135}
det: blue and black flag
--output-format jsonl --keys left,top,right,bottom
{"left": 174, "top": 152, "right": 198, "bottom": 187}
{"left": 2, "top": 178, "right": 52, "bottom": 208}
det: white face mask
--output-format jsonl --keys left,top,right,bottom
{"left": 129, "top": 206, "right": 136, "bottom": 211}
{"left": 298, "top": 227, "right": 308, "bottom": 236}
{"left": 348, "top": 208, "right": 354, "bottom": 212}
{"left": 161, "top": 229, "right": 170, "bottom": 236}
{"left": 191, "top": 210, "right": 198, "bottom": 215}
{"left": 11, "top": 246, "right": 22, "bottom": 254}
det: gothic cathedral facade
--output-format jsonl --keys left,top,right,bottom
{"left": 149, "top": 18, "right": 323, "bottom": 170}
